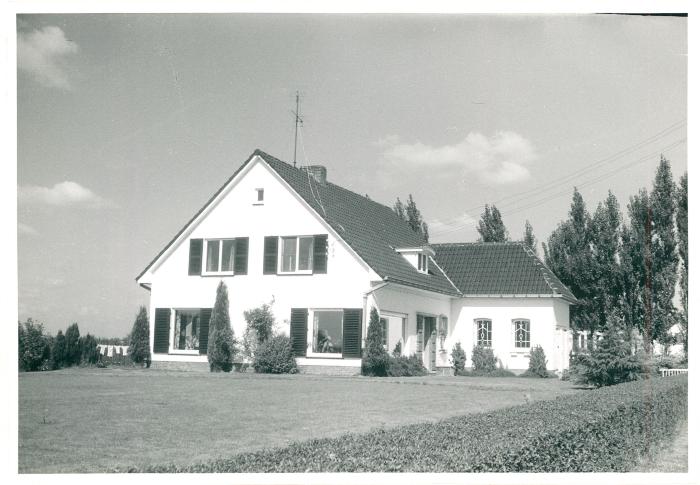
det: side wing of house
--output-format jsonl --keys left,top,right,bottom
{"left": 137, "top": 155, "right": 377, "bottom": 370}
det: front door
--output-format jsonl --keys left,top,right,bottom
{"left": 419, "top": 315, "right": 436, "bottom": 371}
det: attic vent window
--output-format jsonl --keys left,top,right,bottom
{"left": 255, "top": 188, "right": 264, "bottom": 204}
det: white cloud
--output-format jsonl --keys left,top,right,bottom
{"left": 18, "top": 26, "right": 78, "bottom": 89}
{"left": 18, "top": 181, "right": 109, "bottom": 207}
{"left": 380, "top": 131, "right": 536, "bottom": 185}
{"left": 427, "top": 214, "right": 478, "bottom": 242}
{"left": 18, "top": 223, "right": 39, "bottom": 235}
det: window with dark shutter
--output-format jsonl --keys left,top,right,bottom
{"left": 313, "top": 235, "right": 328, "bottom": 274}
{"left": 199, "top": 308, "right": 212, "bottom": 355}
{"left": 188, "top": 239, "right": 203, "bottom": 275}
{"left": 153, "top": 308, "right": 171, "bottom": 354}
{"left": 263, "top": 236, "right": 278, "bottom": 274}
{"left": 290, "top": 308, "right": 308, "bottom": 357}
{"left": 342, "top": 309, "right": 362, "bottom": 358}
{"left": 234, "top": 238, "right": 249, "bottom": 274}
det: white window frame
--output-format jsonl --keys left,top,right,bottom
{"left": 278, "top": 235, "right": 314, "bottom": 274}
{"left": 379, "top": 310, "right": 408, "bottom": 353}
{"left": 475, "top": 318, "right": 492, "bottom": 347}
{"left": 202, "top": 238, "right": 237, "bottom": 276}
{"left": 169, "top": 309, "right": 201, "bottom": 355}
{"left": 307, "top": 308, "right": 344, "bottom": 358}
{"left": 513, "top": 319, "right": 531, "bottom": 350}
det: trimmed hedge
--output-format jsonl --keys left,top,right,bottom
{"left": 127, "top": 376, "right": 687, "bottom": 473}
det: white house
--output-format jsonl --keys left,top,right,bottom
{"left": 136, "top": 150, "right": 577, "bottom": 374}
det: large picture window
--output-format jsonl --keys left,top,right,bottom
{"left": 514, "top": 319, "right": 531, "bottom": 348}
{"left": 173, "top": 310, "right": 200, "bottom": 351}
{"left": 280, "top": 236, "right": 314, "bottom": 273}
{"left": 475, "top": 319, "right": 492, "bottom": 347}
{"left": 205, "top": 239, "right": 236, "bottom": 273}
{"left": 311, "top": 310, "right": 343, "bottom": 355}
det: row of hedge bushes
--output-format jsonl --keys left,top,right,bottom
{"left": 128, "top": 375, "right": 687, "bottom": 473}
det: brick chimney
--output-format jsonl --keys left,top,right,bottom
{"left": 301, "top": 165, "right": 327, "bottom": 185}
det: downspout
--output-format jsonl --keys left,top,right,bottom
{"left": 362, "top": 281, "right": 390, "bottom": 347}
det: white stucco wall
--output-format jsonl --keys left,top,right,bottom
{"left": 447, "top": 297, "right": 572, "bottom": 372}
{"left": 140, "top": 157, "right": 376, "bottom": 363}
{"left": 368, "top": 284, "right": 452, "bottom": 368}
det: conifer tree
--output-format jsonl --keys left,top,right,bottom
{"left": 51, "top": 330, "right": 66, "bottom": 370}
{"left": 128, "top": 306, "right": 151, "bottom": 365}
{"left": 64, "top": 323, "right": 81, "bottom": 366}
{"left": 207, "top": 281, "right": 236, "bottom": 372}
{"left": 361, "top": 307, "right": 390, "bottom": 376}
{"left": 477, "top": 204, "right": 508, "bottom": 242}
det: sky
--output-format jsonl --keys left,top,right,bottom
{"left": 15, "top": 13, "right": 687, "bottom": 338}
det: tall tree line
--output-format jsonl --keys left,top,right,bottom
{"left": 543, "top": 156, "right": 686, "bottom": 353}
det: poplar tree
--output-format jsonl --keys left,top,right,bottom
{"left": 51, "top": 330, "right": 66, "bottom": 370}
{"left": 207, "top": 281, "right": 236, "bottom": 372}
{"left": 477, "top": 204, "right": 508, "bottom": 242}
{"left": 676, "top": 173, "right": 688, "bottom": 352}
{"left": 523, "top": 220, "right": 537, "bottom": 253}
{"left": 649, "top": 156, "right": 678, "bottom": 345}
{"left": 394, "top": 194, "right": 430, "bottom": 242}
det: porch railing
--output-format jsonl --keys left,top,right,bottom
{"left": 660, "top": 368, "right": 688, "bottom": 377}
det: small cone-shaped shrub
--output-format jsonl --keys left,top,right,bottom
{"left": 451, "top": 341, "right": 466, "bottom": 372}
{"left": 471, "top": 345, "right": 496, "bottom": 372}
{"left": 128, "top": 306, "right": 151, "bottom": 365}
{"left": 361, "top": 307, "right": 390, "bottom": 376}
{"left": 207, "top": 281, "right": 237, "bottom": 372}
{"left": 525, "top": 345, "right": 549, "bottom": 377}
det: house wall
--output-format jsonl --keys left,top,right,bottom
{"left": 143, "top": 158, "right": 375, "bottom": 364}
{"left": 368, "top": 284, "right": 452, "bottom": 368}
{"left": 447, "top": 297, "right": 571, "bottom": 372}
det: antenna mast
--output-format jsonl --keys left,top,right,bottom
{"left": 292, "top": 91, "right": 303, "bottom": 168}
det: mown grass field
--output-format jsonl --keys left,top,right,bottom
{"left": 18, "top": 367, "right": 578, "bottom": 473}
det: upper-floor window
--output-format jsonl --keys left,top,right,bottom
{"left": 417, "top": 254, "right": 429, "bottom": 273}
{"left": 475, "top": 319, "right": 492, "bottom": 347}
{"left": 255, "top": 188, "right": 264, "bottom": 203}
{"left": 205, "top": 239, "right": 236, "bottom": 274}
{"left": 514, "top": 319, "right": 531, "bottom": 348}
{"left": 280, "top": 236, "right": 314, "bottom": 273}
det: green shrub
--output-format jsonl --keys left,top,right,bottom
{"left": 392, "top": 341, "right": 402, "bottom": 358}
{"left": 207, "top": 281, "right": 237, "bottom": 372}
{"left": 253, "top": 334, "right": 297, "bottom": 374}
{"left": 243, "top": 304, "right": 275, "bottom": 344}
{"left": 575, "top": 311, "right": 642, "bottom": 387}
{"left": 524, "top": 345, "right": 549, "bottom": 378}
{"left": 361, "top": 308, "right": 390, "bottom": 376}
{"left": 471, "top": 345, "right": 496, "bottom": 372}
{"left": 131, "top": 376, "right": 687, "bottom": 473}
{"left": 387, "top": 355, "right": 427, "bottom": 377}
{"left": 128, "top": 306, "right": 151, "bottom": 365}
{"left": 18, "top": 319, "right": 51, "bottom": 372}
{"left": 451, "top": 342, "right": 466, "bottom": 372}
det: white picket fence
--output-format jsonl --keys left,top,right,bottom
{"left": 660, "top": 368, "right": 688, "bottom": 377}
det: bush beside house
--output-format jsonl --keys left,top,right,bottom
{"left": 361, "top": 308, "right": 390, "bottom": 376}
{"left": 520, "top": 345, "right": 549, "bottom": 378}
{"left": 451, "top": 342, "right": 466, "bottom": 373}
{"left": 253, "top": 334, "right": 297, "bottom": 374}
{"left": 128, "top": 306, "right": 151, "bottom": 366}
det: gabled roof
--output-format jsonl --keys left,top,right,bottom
{"left": 137, "top": 149, "right": 460, "bottom": 296}
{"left": 432, "top": 242, "right": 578, "bottom": 303}
{"left": 256, "top": 150, "right": 461, "bottom": 296}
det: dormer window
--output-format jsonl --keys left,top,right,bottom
{"left": 395, "top": 246, "right": 434, "bottom": 274}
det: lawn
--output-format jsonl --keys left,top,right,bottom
{"left": 18, "top": 367, "right": 578, "bottom": 473}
